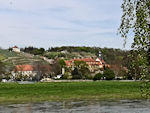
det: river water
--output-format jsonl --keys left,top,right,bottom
{"left": 0, "top": 100, "right": 150, "bottom": 113}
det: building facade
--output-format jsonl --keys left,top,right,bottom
{"left": 65, "top": 58, "right": 105, "bottom": 73}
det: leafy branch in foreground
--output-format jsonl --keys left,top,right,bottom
{"left": 119, "top": 0, "right": 150, "bottom": 77}
{"left": 119, "top": 0, "right": 150, "bottom": 50}
{"left": 119, "top": 0, "right": 150, "bottom": 98}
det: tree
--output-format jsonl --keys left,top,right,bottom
{"left": 93, "top": 73, "right": 104, "bottom": 81}
{"left": 0, "top": 60, "right": 5, "bottom": 75}
{"left": 59, "top": 59, "right": 66, "bottom": 67}
{"left": 148, "top": 48, "right": 150, "bottom": 65}
{"left": 119, "top": 0, "right": 150, "bottom": 49}
{"left": 8, "top": 47, "right": 12, "bottom": 51}
{"left": 24, "top": 46, "right": 45, "bottom": 55}
{"left": 0, "top": 61, "right": 5, "bottom": 81}
{"left": 127, "top": 50, "right": 142, "bottom": 80}
{"left": 72, "top": 67, "right": 82, "bottom": 79}
{"left": 32, "top": 61, "right": 43, "bottom": 81}
{"left": 39, "top": 48, "right": 45, "bottom": 54}
{"left": 119, "top": 0, "right": 150, "bottom": 79}
{"left": 74, "top": 61, "right": 90, "bottom": 79}
{"left": 32, "top": 61, "right": 52, "bottom": 81}
{"left": 50, "top": 60, "right": 61, "bottom": 76}
{"left": 103, "top": 68, "right": 115, "bottom": 80}
{"left": 59, "top": 59, "right": 66, "bottom": 75}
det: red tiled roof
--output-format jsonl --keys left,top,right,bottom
{"left": 13, "top": 46, "right": 18, "bottom": 48}
{"left": 65, "top": 61, "right": 72, "bottom": 67}
{"left": 97, "top": 61, "right": 102, "bottom": 65}
{"left": 15, "top": 65, "right": 34, "bottom": 71}
{"left": 14, "top": 64, "right": 52, "bottom": 72}
{"left": 65, "top": 58, "right": 104, "bottom": 67}
{"left": 74, "top": 58, "right": 95, "bottom": 62}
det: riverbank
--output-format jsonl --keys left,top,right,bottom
{"left": 0, "top": 81, "right": 147, "bottom": 103}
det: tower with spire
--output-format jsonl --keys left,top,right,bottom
{"left": 98, "top": 50, "right": 103, "bottom": 60}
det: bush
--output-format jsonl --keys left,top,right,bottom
{"left": 85, "top": 75, "right": 93, "bottom": 80}
{"left": 72, "top": 68, "right": 82, "bottom": 79}
{"left": 62, "top": 74, "right": 71, "bottom": 79}
{"left": 93, "top": 73, "right": 103, "bottom": 81}
{"left": 3, "top": 74, "right": 11, "bottom": 80}
{"left": 72, "top": 74, "right": 82, "bottom": 79}
{"left": 103, "top": 68, "right": 115, "bottom": 80}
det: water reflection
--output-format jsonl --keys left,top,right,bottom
{"left": 0, "top": 100, "right": 150, "bottom": 113}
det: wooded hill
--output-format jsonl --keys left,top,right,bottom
{"left": 20, "top": 46, "right": 130, "bottom": 66}
{"left": 48, "top": 46, "right": 129, "bottom": 65}
{"left": 1, "top": 47, "right": 130, "bottom": 66}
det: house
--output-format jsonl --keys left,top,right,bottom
{"left": 12, "top": 64, "right": 52, "bottom": 79}
{"left": 12, "top": 46, "right": 20, "bottom": 53}
{"left": 65, "top": 57, "right": 105, "bottom": 72}
{"left": 12, "top": 65, "right": 37, "bottom": 77}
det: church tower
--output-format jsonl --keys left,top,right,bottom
{"left": 98, "top": 51, "right": 103, "bottom": 60}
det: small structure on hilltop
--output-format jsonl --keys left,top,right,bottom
{"left": 12, "top": 46, "right": 20, "bottom": 53}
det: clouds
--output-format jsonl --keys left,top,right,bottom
{"left": 0, "top": 0, "right": 133, "bottom": 49}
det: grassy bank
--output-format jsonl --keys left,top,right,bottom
{"left": 0, "top": 81, "right": 146, "bottom": 103}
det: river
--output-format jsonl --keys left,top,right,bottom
{"left": 0, "top": 100, "right": 150, "bottom": 113}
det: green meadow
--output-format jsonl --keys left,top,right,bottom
{"left": 0, "top": 81, "right": 147, "bottom": 103}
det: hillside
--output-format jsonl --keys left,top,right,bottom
{"left": 1, "top": 47, "right": 129, "bottom": 66}
{"left": 22, "top": 46, "right": 129, "bottom": 67}
{"left": 0, "top": 47, "right": 130, "bottom": 74}
{"left": 0, "top": 49, "right": 47, "bottom": 70}
{"left": 43, "top": 51, "right": 97, "bottom": 59}
{"left": 0, "top": 49, "right": 18, "bottom": 60}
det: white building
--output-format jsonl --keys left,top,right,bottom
{"left": 12, "top": 46, "right": 20, "bottom": 53}
{"left": 12, "top": 65, "right": 37, "bottom": 77}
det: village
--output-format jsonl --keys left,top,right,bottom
{"left": 1, "top": 0, "right": 150, "bottom": 112}
{"left": 0, "top": 46, "right": 127, "bottom": 83}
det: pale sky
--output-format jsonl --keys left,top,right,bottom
{"left": 0, "top": 0, "right": 133, "bottom": 49}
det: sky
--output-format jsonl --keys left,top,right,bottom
{"left": 0, "top": 0, "right": 133, "bottom": 50}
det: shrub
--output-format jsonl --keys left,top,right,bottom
{"left": 72, "top": 74, "right": 82, "bottom": 79}
{"left": 72, "top": 68, "right": 82, "bottom": 79}
{"left": 62, "top": 74, "right": 71, "bottom": 79}
{"left": 93, "top": 73, "right": 103, "bottom": 81}
{"left": 103, "top": 68, "right": 115, "bottom": 80}
{"left": 3, "top": 74, "right": 11, "bottom": 80}
{"left": 85, "top": 75, "right": 93, "bottom": 80}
